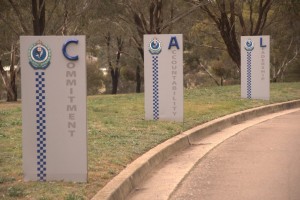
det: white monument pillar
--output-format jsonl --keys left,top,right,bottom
{"left": 144, "top": 34, "right": 184, "bottom": 122}
{"left": 241, "top": 36, "right": 270, "bottom": 100}
{"left": 21, "top": 36, "right": 87, "bottom": 182}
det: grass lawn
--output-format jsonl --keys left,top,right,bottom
{"left": 0, "top": 82, "right": 300, "bottom": 199}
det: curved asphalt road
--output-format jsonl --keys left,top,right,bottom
{"left": 170, "top": 110, "right": 300, "bottom": 200}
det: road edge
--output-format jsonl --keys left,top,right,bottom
{"left": 91, "top": 99, "right": 300, "bottom": 200}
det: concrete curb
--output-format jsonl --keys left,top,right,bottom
{"left": 92, "top": 99, "right": 300, "bottom": 200}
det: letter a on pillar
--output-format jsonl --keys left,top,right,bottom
{"left": 168, "top": 36, "right": 180, "bottom": 49}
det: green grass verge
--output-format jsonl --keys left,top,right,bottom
{"left": 0, "top": 83, "right": 299, "bottom": 199}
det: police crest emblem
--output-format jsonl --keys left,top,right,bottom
{"left": 244, "top": 39, "right": 254, "bottom": 51}
{"left": 28, "top": 40, "right": 51, "bottom": 70}
{"left": 149, "top": 38, "right": 162, "bottom": 55}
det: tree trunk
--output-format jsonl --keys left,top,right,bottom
{"left": 136, "top": 65, "right": 141, "bottom": 93}
{"left": 6, "top": 87, "right": 17, "bottom": 101}
{"left": 32, "top": 0, "right": 45, "bottom": 35}
{"left": 111, "top": 68, "right": 119, "bottom": 94}
{"left": 9, "top": 44, "right": 17, "bottom": 101}
{"left": 106, "top": 33, "right": 123, "bottom": 95}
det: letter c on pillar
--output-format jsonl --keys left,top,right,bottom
{"left": 63, "top": 39, "right": 79, "bottom": 60}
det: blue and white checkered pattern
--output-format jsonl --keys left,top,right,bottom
{"left": 246, "top": 52, "right": 252, "bottom": 99}
{"left": 35, "top": 71, "right": 47, "bottom": 181}
{"left": 152, "top": 55, "right": 159, "bottom": 120}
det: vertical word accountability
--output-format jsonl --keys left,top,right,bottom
{"left": 169, "top": 37, "right": 180, "bottom": 117}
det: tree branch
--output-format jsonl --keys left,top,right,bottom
{"left": 8, "top": 0, "right": 29, "bottom": 34}
{"left": 199, "top": 62, "right": 220, "bottom": 86}
{"left": 0, "top": 13, "right": 20, "bottom": 35}
{"left": 254, "top": 0, "right": 273, "bottom": 35}
{"left": 273, "top": 38, "right": 298, "bottom": 81}
{"left": 161, "top": 2, "right": 209, "bottom": 32}
{"left": 237, "top": 0, "right": 247, "bottom": 35}
{"left": 120, "top": 50, "right": 143, "bottom": 65}
{"left": 184, "top": 40, "right": 226, "bottom": 51}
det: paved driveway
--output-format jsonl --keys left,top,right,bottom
{"left": 170, "top": 111, "right": 300, "bottom": 200}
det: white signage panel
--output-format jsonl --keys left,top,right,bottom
{"left": 144, "top": 34, "right": 183, "bottom": 122}
{"left": 21, "top": 36, "right": 87, "bottom": 182}
{"left": 241, "top": 35, "right": 270, "bottom": 100}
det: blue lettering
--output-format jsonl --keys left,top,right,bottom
{"left": 63, "top": 39, "right": 79, "bottom": 60}
{"left": 260, "top": 37, "right": 267, "bottom": 48}
{"left": 168, "top": 36, "right": 180, "bottom": 50}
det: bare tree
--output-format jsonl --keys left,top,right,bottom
{"left": 3, "top": 0, "right": 45, "bottom": 102}
{"left": 272, "top": 38, "right": 299, "bottom": 82}
{"left": 117, "top": 0, "right": 208, "bottom": 92}
{"left": 122, "top": 0, "right": 208, "bottom": 60}
{"left": 188, "top": 0, "right": 274, "bottom": 69}
{"left": 0, "top": 0, "right": 94, "bottom": 100}
{"left": 0, "top": 0, "right": 30, "bottom": 101}
{"left": 0, "top": 45, "right": 18, "bottom": 101}
{"left": 270, "top": 0, "right": 300, "bottom": 82}
{"left": 0, "top": 0, "right": 45, "bottom": 101}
